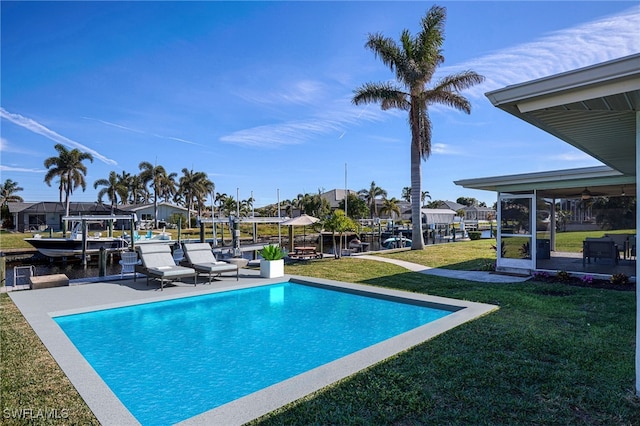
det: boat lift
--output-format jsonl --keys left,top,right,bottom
{"left": 61, "top": 214, "right": 137, "bottom": 266}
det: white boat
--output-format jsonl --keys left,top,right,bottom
{"left": 25, "top": 222, "right": 128, "bottom": 258}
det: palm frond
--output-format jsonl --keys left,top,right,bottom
{"left": 435, "top": 71, "right": 486, "bottom": 93}
{"left": 365, "top": 33, "right": 402, "bottom": 73}
{"left": 352, "top": 82, "right": 408, "bottom": 110}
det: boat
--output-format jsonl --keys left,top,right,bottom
{"left": 24, "top": 214, "right": 137, "bottom": 258}
{"left": 123, "top": 230, "right": 174, "bottom": 246}
{"left": 382, "top": 237, "right": 412, "bottom": 249}
{"left": 25, "top": 223, "right": 128, "bottom": 258}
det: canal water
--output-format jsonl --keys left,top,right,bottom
{"left": 6, "top": 258, "right": 124, "bottom": 287}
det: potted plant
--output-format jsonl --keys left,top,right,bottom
{"left": 259, "top": 244, "right": 286, "bottom": 278}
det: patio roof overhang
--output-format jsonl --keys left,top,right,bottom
{"left": 455, "top": 165, "right": 636, "bottom": 199}
{"left": 456, "top": 53, "right": 640, "bottom": 198}
{"left": 484, "top": 53, "right": 639, "bottom": 176}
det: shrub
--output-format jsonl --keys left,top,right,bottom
{"left": 610, "top": 273, "right": 630, "bottom": 285}
{"left": 555, "top": 270, "right": 572, "bottom": 283}
{"left": 259, "top": 244, "right": 286, "bottom": 261}
{"left": 479, "top": 260, "right": 496, "bottom": 271}
{"left": 468, "top": 231, "right": 482, "bottom": 240}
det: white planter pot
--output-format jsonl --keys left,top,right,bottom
{"left": 260, "top": 259, "right": 284, "bottom": 278}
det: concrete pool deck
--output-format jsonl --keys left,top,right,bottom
{"left": 9, "top": 262, "right": 500, "bottom": 425}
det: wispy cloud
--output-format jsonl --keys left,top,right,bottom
{"left": 0, "top": 108, "right": 118, "bottom": 165}
{"left": 0, "top": 164, "right": 44, "bottom": 173}
{"left": 441, "top": 6, "right": 640, "bottom": 98}
{"left": 237, "top": 80, "right": 327, "bottom": 106}
{"left": 82, "top": 117, "right": 204, "bottom": 147}
{"left": 220, "top": 96, "right": 383, "bottom": 147}
{"left": 222, "top": 7, "right": 640, "bottom": 149}
{"left": 431, "top": 143, "right": 464, "bottom": 156}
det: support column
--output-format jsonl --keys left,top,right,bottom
{"left": 550, "top": 198, "right": 556, "bottom": 251}
{"left": 635, "top": 111, "right": 639, "bottom": 395}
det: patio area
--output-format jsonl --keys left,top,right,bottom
{"left": 537, "top": 251, "right": 636, "bottom": 278}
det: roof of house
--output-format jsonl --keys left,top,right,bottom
{"left": 319, "top": 189, "right": 358, "bottom": 208}
{"left": 7, "top": 201, "right": 123, "bottom": 214}
{"left": 434, "top": 200, "right": 466, "bottom": 211}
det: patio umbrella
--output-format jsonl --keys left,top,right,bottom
{"left": 281, "top": 214, "right": 320, "bottom": 247}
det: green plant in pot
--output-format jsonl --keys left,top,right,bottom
{"left": 259, "top": 245, "right": 286, "bottom": 278}
{"left": 259, "top": 244, "right": 286, "bottom": 260}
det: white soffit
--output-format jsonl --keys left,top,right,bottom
{"left": 517, "top": 78, "right": 640, "bottom": 113}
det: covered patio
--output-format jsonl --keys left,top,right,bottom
{"left": 456, "top": 165, "right": 636, "bottom": 277}
{"left": 453, "top": 53, "right": 640, "bottom": 395}
{"left": 455, "top": 54, "right": 638, "bottom": 279}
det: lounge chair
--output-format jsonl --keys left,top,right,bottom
{"left": 182, "top": 243, "right": 239, "bottom": 284}
{"left": 134, "top": 244, "right": 197, "bottom": 290}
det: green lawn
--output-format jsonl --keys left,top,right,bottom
{"left": 1, "top": 239, "right": 639, "bottom": 425}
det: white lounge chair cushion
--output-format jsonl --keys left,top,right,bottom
{"left": 182, "top": 243, "right": 224, "bottom": 264}
{"left": 136, "top": 245, "right": 195, "bottom": 277}
{"left": 147, "top": 265, "right": 196, "bottom": 278}
{"left": 190, "top": 262, "right": 237, "bottom": 274}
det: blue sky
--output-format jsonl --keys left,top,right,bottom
{"left": 2, "top": 1, "right": 639, "bottom": 208}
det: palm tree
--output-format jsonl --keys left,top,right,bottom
{"left": 0, "top": 179, "right": 24, "bottom": 205}
{"left": 157, "top": 171, "right": 178, "bottom": 203}
{"left": 352, "top": 5, "right": 484, "bottom": 249}
{"left": 94, "top": 171, "right": 128, "bottom": 211}
{"left": 138, "top": 161, "right": 170, "bottom": 228}
{"left": 127, "top": 174, "right": 148, "bottom": 204}
{"left": 178, "top": 168, "right": 211, "bottom": 224}
{"left": 358, "top": 181, "right": 387, "bottom": 219}
{"left": 195, "top": 180, "right": 214, "bottom": 220}
{"left": 421, "top": 190, "right": 431, "bottom": 205}
{"left": 380, "top": 197, "right": 402, "bottom": 220}
{"left": 44, "top": 143, "right": 94, "bottom": 222}
{"left": 401, "top": 186, "right": 411, "bottom": 203}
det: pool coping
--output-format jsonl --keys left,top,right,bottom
{"left": 9, "top": 274, "right": 498, "bottom": 425}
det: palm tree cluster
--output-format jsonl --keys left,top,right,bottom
{"left": 95, "top": 163, "right": 216, "bottom": 228}
{"left": 44, "top": 143, "right": 94, "bottom": 223}
{"left": 41, "top": 143, "right": 218, "bottom": 228}
{"left": 357, "top": 181, "right": 404, "bottom": 221}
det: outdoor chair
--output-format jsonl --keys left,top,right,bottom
{"left": 604, "top": 233, "right": 630, "bottom": 259}
{"left": 182, "top": 242, "right": 239, "bottom": 284}
{"left": 119, "top": 251, "right": 141, "bottom": 279}
{"left": 134, "top": 244, "right": 197, "bottom": 290}
{"left": 582, "top": 237, "right": 619, "bottom": 266}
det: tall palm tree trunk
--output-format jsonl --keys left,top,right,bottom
{"left": 410, "top": 142, "right": 425, "bottom": 249}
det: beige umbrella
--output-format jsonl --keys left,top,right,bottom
{"left": 281, "top": 214, "right": 320, "bottom": 248}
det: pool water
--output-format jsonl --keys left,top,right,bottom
{"left": 54, "top": 282, "right": 452, "bottom": 425}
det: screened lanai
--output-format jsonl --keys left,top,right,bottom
{"left": 455, "top": 165, "right": 636, "bottom": 276}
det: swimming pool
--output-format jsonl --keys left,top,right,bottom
{"left": 53, "top": 281, "right": 452, "bottom": 425}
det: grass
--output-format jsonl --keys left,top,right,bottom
{"left": 1, "top": 238, "right": 639, "bottom": 425}
{"left": 0, "top": 295, "right": 99, "bottom": 425}
{"left": 552, "top": 229, "right": 635, "bottom": 253}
